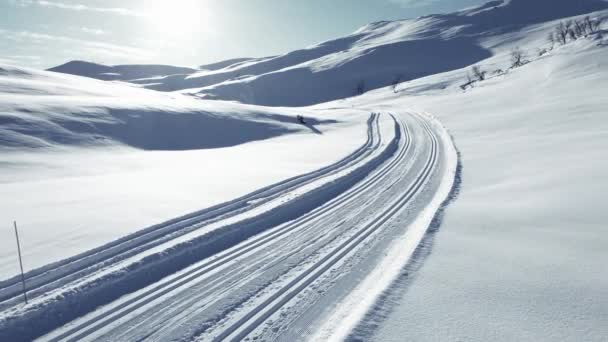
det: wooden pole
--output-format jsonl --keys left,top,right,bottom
{"left": 14, "top": 221, "right": 28, "bottom": 304}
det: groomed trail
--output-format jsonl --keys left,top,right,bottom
{"left": 0, "top": 111, "right": 457, "bottom": 342}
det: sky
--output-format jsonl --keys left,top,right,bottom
{"left": 0, "top": 0, "right": 488, "bottom": 69}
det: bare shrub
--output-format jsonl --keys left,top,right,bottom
{"left": 556, "top": 21, "right": 569, "bottom": 45}
{"left": 460, "top": 72, "right": 475, "bottom": 90}
{"left": 584, "top": 16, "right": 594, "bottom": 34}
{"left": 574, "top": 19, "right": 587, "bottom": 37}
{"left": 472, "top": 65, "right": 486, "bottom": 81}
{"left": 511, "top": 47, "right": 526, "bottom": 68}
{"left": 583, "top": 16, "right": 603, "bottom": 34}
{"left": 391, "top": 74, "right": 403, "bottom": 93}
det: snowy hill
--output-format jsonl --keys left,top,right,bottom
{"left": 46, "top": 0, "right": 608, "bottom": 107}
{"left": 311, "top": 4, "right": 608, "bottom": 342}
{"left": 2, "top": 0, "right": 608, "bottom": 341}
{"left": 0, "top": 59, "right": 365, "bottom": 278}
{"left": 199, "top": 57, "right": 259, "bottom": 71}
{"left": 0, "top": 63, "right": 315, "bottom": 150}
{"left": 48, "top": 60, "right": 197, "bottom": 82}
{"left": 187, "top": 0, "right": 607, "bottom": 106}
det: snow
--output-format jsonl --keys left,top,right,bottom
{"left": 185, "top": 0, "right": 607, "bottom": 107}
{"left": 0, "top": 63, "right": 366, "bottom": 279}
{"left": 1, "top": 112, "right": 411, "bottom": 341}
{"left": 47, "top": 0, "right": 607, "bottom": 109}
{"left": 47, "top": 61, "right": 197, "bottom": 81}
{"left": 309, "top": 113, "right": 459, "bottom": 342}
{"left": 1, "top": 0, "right": 607, "bottom": 340}
{"left": 316, "top": 8, "right": 608, "bottom": 342}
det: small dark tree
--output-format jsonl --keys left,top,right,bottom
{"left": 356, "top": 80, "right": 366, "bottom": 95}
{"left": 584, "top": 16, "right": 594, "bottom": 34}
{"left": 568, "top": 28, "right": 578, "bottom": 41}
{"left": 472, "top": 65, "right": 486, "bottom": 81}
{"left": 556, "top": 22, "right": 569, "bottom": 45}
{"left": 460, "top": 72, "right": 475, "bottom": 90}
{"left": 511, "top": 47, "right": 526, "bottom": 68}
{"left": 391, "top": 74, "right": 403, "bottom": 93}
{"left": 574, "top": 19, "right": 587, "bottom": 37}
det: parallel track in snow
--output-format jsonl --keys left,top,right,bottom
{"left": 0, "top": 114, "right": 381, "bottom": 307}
{"left": 0, "top": 112, "right": 411, "bottom": 342}
{"left": 212, "top": 114, "right": 438, "bottom": 342}
{"left": 45, "top": 114, "right": 410, "bottom": 342}
{"left": 2, "top": 111, "right": 449, "bottom": 342}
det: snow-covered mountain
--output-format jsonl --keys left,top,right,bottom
{"left": 47, "top": 60, "right": 197, "bottom": 82}
{"left": 1, "top": 0, "right": 607, "bottom": 341}
{"left": 49, "top": 0, "right": 608, "bottom": 107}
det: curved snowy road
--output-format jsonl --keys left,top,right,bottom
{"left": 0, "top": 112, "right": 456, "bottom": 341}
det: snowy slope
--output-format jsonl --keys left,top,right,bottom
{"left": 0, "top": 111, "right": 458, "bottom": 341}
{"left": 0, "top": 63, "right": 362, "bottom": 280}
{"left": 0, "top": 63, "right": 313, "bottom": 150}
{"left": 1, "top": 0, "right": 607, "bottom": 341}
{"left": 311, "top": 7, "right": 608, "bottom": 342}
{"left": 199, "top": 58, "right": 259, "bottom": 71}
{"left": 50, "top": 0, "right": 607, "bottom": 107}
{"left": 47, "top": 60, "right": 197, "bottom": 82}
{"left": 188, "top": 0, "right": 607, "bottom": 106}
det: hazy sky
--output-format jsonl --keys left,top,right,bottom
{"left": 0, "top": 0, "right": 488, "bottom": 69}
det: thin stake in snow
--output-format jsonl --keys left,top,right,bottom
{"left": 14, "top": 221, "right": 28, "bottom": 304}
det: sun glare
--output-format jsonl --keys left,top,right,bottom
{"left": 146, "top": 0, "right": 210, "bottom": 35}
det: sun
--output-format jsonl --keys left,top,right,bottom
{"left": 145, "top": 0, "right": 210, "bottom": 35}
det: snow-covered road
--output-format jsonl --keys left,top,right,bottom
{"left": 0, "top": 112, "right": 456, "bottom": 341}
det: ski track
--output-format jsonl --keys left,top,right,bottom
{"left": 206, "top": 114, "right": 438, "bottom": 342}
{"left": 0, "top": 113, "right": 379, "bottom": 305}
{"left": 0, "top": 111, "right": 455, "bottom": 342}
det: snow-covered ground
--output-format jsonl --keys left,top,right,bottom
{"left": 1, "top": 0, "right": 607, "bottom": 341}
{"left": 0, "top": 64, "right": 367, "bottom": 279}
{"left": 325, "top": 8, "right": 608, "bottom": 342}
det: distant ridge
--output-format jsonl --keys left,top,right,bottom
{"left": 48, "top": 60, "right": 197, "bottom": 81}
{"left": 47, "top": 0, "right": 608, "bottom": 105}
